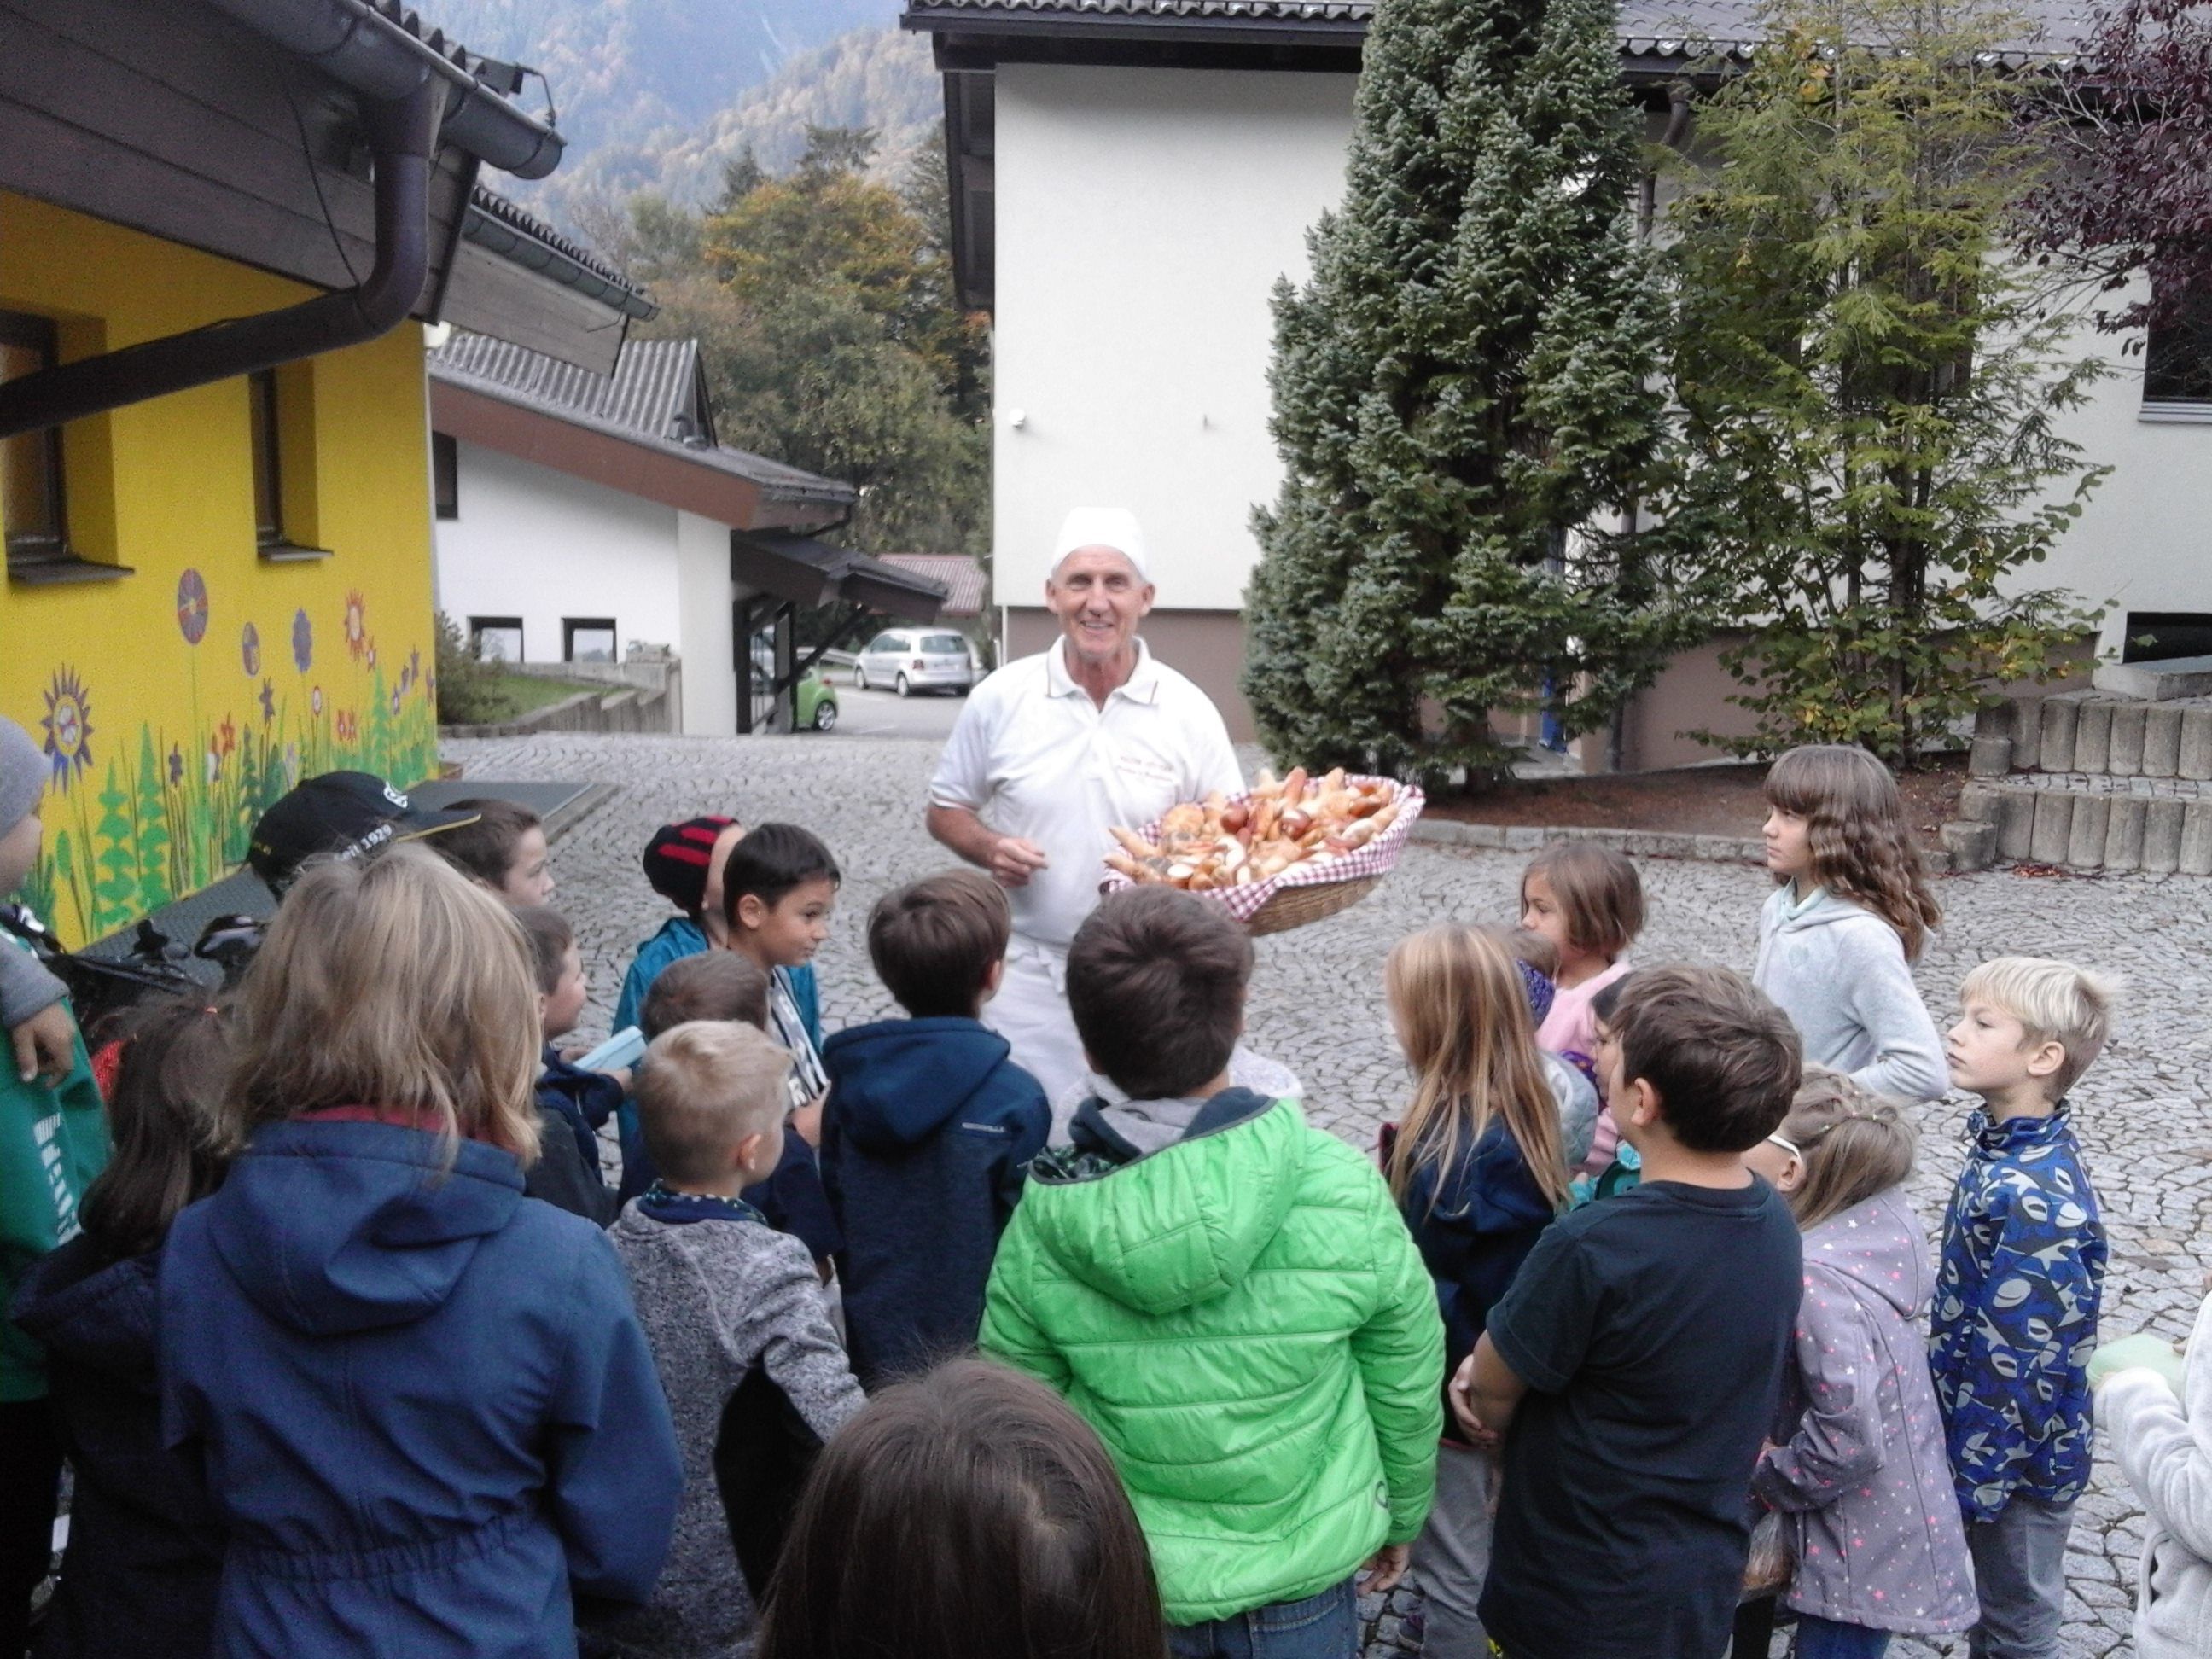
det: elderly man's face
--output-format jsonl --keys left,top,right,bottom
{"left": 1045, "top": 547, "right": 1154, "bottom": 669}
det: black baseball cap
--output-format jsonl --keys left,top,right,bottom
{"left": 247, "top": 771, "right": 480, "bottom": 894}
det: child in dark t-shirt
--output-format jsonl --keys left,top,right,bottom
{"left": 1452, "top": 965, "right": 1806, "bottom": 1659}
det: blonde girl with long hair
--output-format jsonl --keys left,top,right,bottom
{"left": 1753, "top": 744, "right": 1947, "bottom": 1103}
{"left": 1738, "top": 1071, "right": 1977, "bottom": 1658}
{"left": 156, "top": 846, "right": 683, "bottom": 1659}
{"left": 1383, "top": 923, "right": 1574, "bottom": 1659}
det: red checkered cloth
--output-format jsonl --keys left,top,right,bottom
{"left": 1098, "top": 777, "right": 1426, "bottom": 925}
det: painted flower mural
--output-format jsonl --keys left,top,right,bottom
{"left": 215, "top": 718, "right": 236, "bottom": 760}
{"left": 292, "top": 608, "right": 313, "bottom": 672}
{"left": 176, "top": 568, "right": 209, "bottom": 646}
{"left": 242, "top": 621, "right": 261, "bottom": 678}
{"left": 311, "top": 686, "right": 323, "bottom": 717}
{"left": 335, "top": 709, "right": 358, "bottom": 745}
{"left": 344, "top": 591, "right": 368, "bottom": 661}
{"left": 167, "top": 745, "right": 183, "bottom": 788}
{"left": 259, "top": 679, "right": 276, "bottom": 722}
{"left": 39, "top": 667, "right": 93, "bottom": 790}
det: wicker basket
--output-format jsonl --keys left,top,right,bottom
{"left": 1243, "top": 874, "right": 1382, "bottom": 937}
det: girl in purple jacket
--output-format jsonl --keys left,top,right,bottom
{"left": 1740, "top": 1071, "right": 1978, "bottom": 1658}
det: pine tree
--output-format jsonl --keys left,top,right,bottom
{"left": 1666, "top": 0, "right": 2104, "bottom": 768}
{"left": 1246, "top": 0, "right": 1689, "bottom": 782}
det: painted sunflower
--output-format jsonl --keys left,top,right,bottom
{"left": 39, "top": 666, "right": 93, "bottom": 790}
{"left": 343, "top": 592, "right": 368, "bottom": 661}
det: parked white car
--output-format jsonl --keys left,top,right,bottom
{"left": 853, "top": 628, "right": 981, "bottom": 696}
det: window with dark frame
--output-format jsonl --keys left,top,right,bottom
{"left": 2145, "top": 282, "right": 2212, "bottom": 405}
{"left": 432, "top": 432, "right": 458, "bottom": 520}
{"left": 248, "top": 369, "right": 283, "bottom": 544}
{"left": 563, "top": 618, "right": 618, "bottom": 664}
{"left": 1, "top": 311, "right": 67, "bottom": 568}
{"left": 469, "top": 617, "right": 524, "bottom": 662}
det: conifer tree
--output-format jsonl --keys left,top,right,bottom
{"left": 1246, "top": 0, "right": 1688, "bottom": 780}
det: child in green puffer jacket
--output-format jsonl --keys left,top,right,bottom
{"left": 981, "top": 888, "right": 1443, "bottom": 1658}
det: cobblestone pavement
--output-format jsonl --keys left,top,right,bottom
{"left": 449, "top": 730, "right": 2209, "bottom": 1659}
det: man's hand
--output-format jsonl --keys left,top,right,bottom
{"left": 10, "top": 1001, "right": 74, "bottom": 1086}
{"left": 987, "top": 835, "right": 1050, "bottom": 888}
{"left": 1359, "top": 1542, "right": 1411, "bottom": 1595}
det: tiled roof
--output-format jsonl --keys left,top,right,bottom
{"left": 877, "top": 554, "right": 987, "bottom": 614}
{"left": 430, "top": 330, "right": 853, "bottom": 504}
{"left": 908, "top": 0, "right": 2089, "bottom": 57}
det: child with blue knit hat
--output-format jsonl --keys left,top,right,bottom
{"left": 0, "top": 713, "right": 110, "bottom": 1655}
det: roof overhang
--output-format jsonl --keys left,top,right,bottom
{"left": 732, "top": 533, "right": 949, "bottom": 623}
{"left": 431, "top": 375, "right": 853, "bottom": 533}
{"left": 0, "top": 0, "right": 648, "bottom": 373}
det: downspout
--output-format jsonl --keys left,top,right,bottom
{"left": 0, "top": 78, "right": 445, "bottom": 440}
{"left": 1610, "top": 79, "right": 1696, "bottom": 773}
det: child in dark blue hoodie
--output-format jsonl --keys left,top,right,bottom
{"left": 519, "top": 905, "right": 624, "bottom": 1224}
{"left": 821, "top": 870, "right": 1050, "bottom": 1388}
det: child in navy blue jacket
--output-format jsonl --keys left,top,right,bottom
{"left": 1381, "top": 923, "right": 1575, "bottom": 1659}
{"left": 518, "top": 906, "right": 622, "bottom": 1224}
{"left": 822, "top": 870, "right": 1049, "bottom": 1387}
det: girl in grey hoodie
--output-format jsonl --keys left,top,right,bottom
{"left": 1742, "top": 1072, "right": 1979, "bottom": 1656}
{"left": 1753, "top": 746, "right": 1946, "bottom": 1103}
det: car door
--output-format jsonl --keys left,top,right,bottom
{"left": 860, "top": 632, "right": 899, "bottom": 682}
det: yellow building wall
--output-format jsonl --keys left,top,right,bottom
{"left": 0, "top": 194, "right": 439, "bottom": 946}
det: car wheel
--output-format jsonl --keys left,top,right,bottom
{"left": 895, "top": 672, "right": 911, "bottom": 698}
{"left": 853, "top": 666, "right": 869, "bottom": 691}
{"left": 813, "top": 698, "right": 837, "bottom": 731}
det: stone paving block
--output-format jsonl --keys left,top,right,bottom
{"left": 1942, "top": 818, "right": 1996, "bottom": 871}
{"left": 1973, "top": 701, "right": 2010, "bottom": 740}
{"left": 2039, "top": 695, "right": 2080, "bottom": 771}
{"left": 2011, "top": 695, "right": 2043, "bottom": 763}
{"left": 2182, "top": 706, "right": 2212, "bottom": 781}
{"left": 1958, "top": 781, "right": 2002, "bottom": 823}
{"left": 2182, "top": 800, "right": 2212, "bottom": 876}
{"left": 2109, "top": 701, "right": 2147, "bottom": 777}
{"left": 1994, "top": 788, "right": 2036, "bottom": 860}
{"left": 2105, "top": 795, "right": 2147, "bottom": 871}
{"left": 2075, "top": 699, "right": 2114, "bottom": 774}
{"left": 2145, "top": 798, "right": 2186, "bottom": 874}
{"left": 2030, "top": 791, "right": 2075, "bottom": 862}
{"left": 2145, "top": 701, "right": 2183, "bottom": 777}
{"left": 1968, "top": 735, "right": 2012, "bottom": 777}
{"left": 2068, "top": 795, "right": 2109, "bottom": 869}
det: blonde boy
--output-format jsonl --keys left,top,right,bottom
{"left": 1934, "top": 956, "right": 2116, "bottom": 1659}
{"left": 607, "top": 1022, "right": 862, "bottom": 1659}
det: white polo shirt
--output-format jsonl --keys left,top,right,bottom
{"left": 929, "top": 637, "right": 1244, "bottom": 950}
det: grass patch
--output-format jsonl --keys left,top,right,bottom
{"left": 494, "top": 672, "right": 608, "bottom": 716}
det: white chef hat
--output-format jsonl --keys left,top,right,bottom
{"left": 1051, "top": 507, "right": 1150, "bottom": 582}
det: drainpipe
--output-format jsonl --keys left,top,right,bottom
{"left": 0, "top": 77, "right": 445, "bottom": 440}
{"left": 1610, "top": 80, "right": 1696, "bottom": 775}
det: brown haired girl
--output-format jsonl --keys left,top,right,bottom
{"left": 1383, "top": 923, "right": 1574, "bottom": 1659}
{"left": 1753, "top": 745, "right": 1947, "bottom": 1103}
{"left": 1739, "top": 1070, "right": 1977, "bottom": 1656}
{"left": 756, "top": 1357, "right": 1166, "bottom": 1659}
{"left": 12, "top": 998, "right": 230, "bottom": 1659}
{"left": 154, "top": 846, "right": 682, "bottom": 1659}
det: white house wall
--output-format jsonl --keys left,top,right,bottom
{"left": 432, "top": 439, "right": 684, "bottom": 674}
{"left": 992, "top": 59, "right": 2212, "bottom": 711}
{"left": 676, "top": 509, "right": 736, "bottom": 736}
{"left": 993, "top": 64, "right": 1357, "bottom": 613}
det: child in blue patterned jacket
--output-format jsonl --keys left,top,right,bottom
{"left": 1933, "top": 955, "right": 2116, "bottom": 1659}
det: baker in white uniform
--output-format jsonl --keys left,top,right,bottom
{"left": 925, "top": 507, "right": 1245, "bottom": 1104}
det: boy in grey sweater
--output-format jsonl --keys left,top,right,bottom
{"left": 607, "top": 1021, "right": 864, "bottom": 1659}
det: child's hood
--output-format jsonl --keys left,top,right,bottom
{"left": 1018, "top": 1092, "right": 1303, "bottom": 1317}
{"left": 1764, "top": 885, "right": 1883, "bottom": 936}
{"left": 823, "top": 1017, "right": 1019, "bottom": 1149}
{"left": 201, "top": 1120, "right": 523, "bottom": 1336}
{"left": 1802, "top": 1185, "right": 1931, "bottom": 1320}
{"left": 13, "top": 1245, "right": 160, "bottom": 1387}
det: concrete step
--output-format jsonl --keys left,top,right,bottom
{"left": 2093, "top": 655, "right": 2212, "bottom": 701}
{"left": 1970, "top": 690, "right": 2212, "bottom": 781}
{"left": 1955, "top": 775, "right": 2212, "bottom": 874}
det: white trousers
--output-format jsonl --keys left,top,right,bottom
{"left": 983, "top": 936, "right": 1089, "bottom": 1109}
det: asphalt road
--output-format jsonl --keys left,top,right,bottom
{"left": 824, "top": 678, "right": 968, "bottom": 739}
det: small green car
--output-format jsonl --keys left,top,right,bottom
{"left": 795, "top": 667, "right": 838, "bottom": 732}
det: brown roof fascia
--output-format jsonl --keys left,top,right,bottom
{"left": 429, "top": 378, "right": 838, "bottom": 533}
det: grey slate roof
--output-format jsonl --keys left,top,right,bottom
{"left": 463, "top": 188, "right": 656, "bottom": 320}
{"left": 877, "top": 553, "right": 986, "bottom": 614}
{"left": 429, "top": 330, "right": 853, "bottom": 505}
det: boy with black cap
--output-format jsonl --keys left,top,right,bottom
{"left": 0, "top": 715, "right": 109, "bottom": 1657}
{"left": 246, "top": 771, "right": 479, "bottom": 898}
